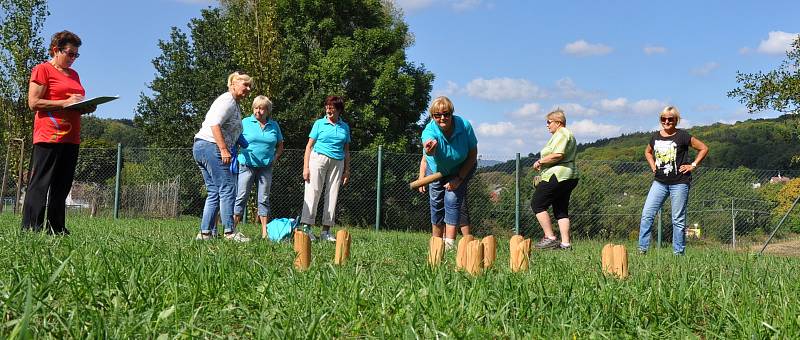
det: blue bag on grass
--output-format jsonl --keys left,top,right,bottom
{"left": 267, "top": 216, "right": 299, "bottom": 242}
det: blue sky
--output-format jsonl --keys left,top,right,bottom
{"left": 44, "top": 0, "right": 799, "bottom": 160}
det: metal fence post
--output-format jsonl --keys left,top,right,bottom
{"left": 13, "top": 139, "right": 24, "bottom": 214}
{"left": 731, "top": 198, "right": 736, "bottom": 248}
{"left": 113, "top": 143, "right": 122, "bottom": 219}
{"left": 657, "top": 208, "right": 662, "bottom": 248}
{"left": 374, "top": 145, "right": 383, "bottom": 231}
{"left": 515, "top": 153, "right": 520, "bottom": 235}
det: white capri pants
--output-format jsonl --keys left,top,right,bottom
{"left": 301, "top": 151, "right": 344, "bottom": 226}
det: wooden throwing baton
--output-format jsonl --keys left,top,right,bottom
{"left": 409, "top": 172, "right": 443, "bottom": 189}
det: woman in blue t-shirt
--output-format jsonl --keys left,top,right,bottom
{"left": 233, "top": 95, "right": 284, "bottom": 239}
{"left": 417, "top": 96, "right": 478, "bottom": 249}
{"left": 638, "top": 106, "right": 708, "bottom": 255}
{"left": 300, "top": 96, "right": 351, "bottom": 242}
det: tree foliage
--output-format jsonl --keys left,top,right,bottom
{"left": 729, "top": 36, "right": 800, "bottom": 115}
{"left": 135, "top": 1, "right": 433, "bottom": 152}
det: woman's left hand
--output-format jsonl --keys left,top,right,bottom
{"left": 533, "top": 160, "right": 542, "bottom": 171}
{"left": 342, "top": 169, "right": 350, "bottom": 185}
{"left": 444, "top": 177, "right": 462, "bottom": 191}
{"left": 678, "top": 164, "right": 695, "bottom": 174}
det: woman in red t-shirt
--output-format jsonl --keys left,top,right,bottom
{"left": 22, "top": 30, "right": 96, "bottom": 234}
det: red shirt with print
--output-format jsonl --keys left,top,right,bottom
{"left": 30, "top": 62, "right": 84, "bottom": 144}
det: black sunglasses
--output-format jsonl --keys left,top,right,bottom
{"left": 60, "top": 49, "right": 80, "bottom": 59}
{"left": 432, "top": 112, "right": 452, "bottom": 119}
{"left": 660, "top": 117, "right": 676, "bottom": 123}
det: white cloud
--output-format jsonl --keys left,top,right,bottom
{"left": 511, "top": 103, "right": 542, "bottom": 118}
{"left": 465, "top": 77, "right": 547, "bottom": 101}
{"left": 563, "top": 40, "right": 612, "bottom": 56}
{"left": 569, "top": 119, "right": 622, "bottom": 138}
{"left": 756, "top": 31, "right": 799, "bottom": 55}
{"left": 392, "top": 0, "right": 437, "bottom": 11}
{"left": 476, "top": 121, "right": 517, "bottom": 137}
{"left": 552, "top": 103, "right": 598, "bottom": 117}
{"left": 598, "top": 97, "right": 628, "bottom": 112}
{"left": 435, "top": 80, "right": 460, "bottom": 97}
{"left": 631, "top": 99, "right": 668, "bottom": 115}
{"left": 174, "top": 0, "right": 214, "bottom": 4}
{"left": 695, "top": 104, "right": 721, "bottom": 112}
{"left": 450, "top": 0, "right": 481, "bottom": 11}
{"left": 643, "top": 45, "right": 667, "bottom": 55}
{"left": 690, "top": 62, "right": 720, "bottom": 76}
{"left": 553, "top": 77, "right": 600, "bottom": 100}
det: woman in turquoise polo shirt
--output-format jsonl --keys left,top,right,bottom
{"left": 233, "top": 95, "right": 284, "bottom": 239}
{"left": 417, "top": 96, "right": 478, "bottom": 249}
{"left": 531, "top": 109, "right": 579, "bottom": 250}
{"left": 300, "top": 95, "right": 351, "bottom": 242}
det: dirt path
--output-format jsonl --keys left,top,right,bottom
{"left": 752, "top": 238, "right": 800, "bottom": 257}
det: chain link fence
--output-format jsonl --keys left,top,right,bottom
{"left": 2, "top": 144, "right": 799, "bottom": 249}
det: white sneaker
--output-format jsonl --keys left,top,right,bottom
{"left": 195, "top": 232, "right": 213, "bottom": 241}
{"left": 320, "top": 231, "right": 336, "bottom": 242}
{"left": 224, "top": 231, "right": 250, "bottom": 242}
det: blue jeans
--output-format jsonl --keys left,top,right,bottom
{"left": 638, "top": 181, "right": 690, "bottom": 254}
{"left": 193, "top": 139, "right": 236, "bottom": 234}
{"left": 234, "top": 164, "right": 273, "bottom": 217}
{"left": 428, "top": 166, "right": 475, "bottom": 226}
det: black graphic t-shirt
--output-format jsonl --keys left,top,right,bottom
{"left": 650, "top": 129, "right": 692, "bottom": 185}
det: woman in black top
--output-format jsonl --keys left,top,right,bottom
{"left": 638, "top": 106, "right": 708, "bottom": 255}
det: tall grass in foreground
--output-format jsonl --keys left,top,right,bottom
{"left": 1, "top": 213, "right": 799, "bottom": 338}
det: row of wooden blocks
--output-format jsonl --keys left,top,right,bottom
{"left": 292, "top": 230, "right": 629, "bottom": 279}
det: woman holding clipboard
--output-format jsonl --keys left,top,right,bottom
{"left": 22, "top": 30, "right": 96, "bottom": 235}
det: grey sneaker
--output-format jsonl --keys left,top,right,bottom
{"left": 224, "top": 231, "right": 250, "bottom": 242}
{"left": 558, "top": 244, "right": 573, "bottom": 251}
{"left": 534, "top": 237, "right": 559, "bottom": 249}
{"left": 195, "top": 232, "right": 213, "bottom": 241}
{"left": 320, "top": 231, "right": 336, "bottom": 242}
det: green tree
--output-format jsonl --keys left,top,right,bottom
{"left": 134, "top": 8, "right": 236, "bottom": 148}
{"left": 729, "top": 36, "right": 800, "bottom": 115}
{"left": 136, "top": 1, "right": 434, "bottom": 152}
{"left": 0, "top": 0, "right": 48, "bottom": 180}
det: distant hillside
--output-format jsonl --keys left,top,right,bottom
{"left": 482, "top": 114, "right": 800, "bottom": 173}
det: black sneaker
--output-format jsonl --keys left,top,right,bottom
{"left": 534, "top": 237, "right": 559, "bottom": 249}
{"left": 637, "top": 248, "right": 647, "bottom": 255}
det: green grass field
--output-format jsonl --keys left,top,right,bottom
{"left": 1, "top": 213, "right": 799, "bottom": 338}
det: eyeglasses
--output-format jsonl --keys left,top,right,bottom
{"left": 546, "top": 120, "right": 560, "bottom": 126}
{"left": 660, "top": 117, "right": 676, "bottom": 123}
{"left": 60, "top": 49, "right": 80, "bottom": 59}
{"left": 432, "top": 112, "right": 452, "bottom": 119}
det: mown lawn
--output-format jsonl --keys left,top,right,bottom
{"left": 1, "top": 213, "right": 799, "bottom": 338}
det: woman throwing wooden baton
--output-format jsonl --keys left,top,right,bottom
{"left": 417, "top": 96, "right": 478, "bottom": 249}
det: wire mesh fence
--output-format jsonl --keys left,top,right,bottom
{"left": 2, "top": 144, "right": 799, "bottom": 249}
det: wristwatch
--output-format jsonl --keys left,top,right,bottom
{"left": 690, "top": 162, "right": 697, "bottom": 169}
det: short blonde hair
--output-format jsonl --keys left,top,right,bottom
{"left": 252, "top": 95, "right": 272, "bottom": 112}
{"left": 227, "top": 71, "right": 252, "bottom": 88}
{"left": 660, "top": 106, "right": 681, "bottom": 124}
{"left": 428, "top": 96, "right": 455, "bottom": 115}
{"left": 546, "top": 109, "right": 567, "bottom": 126}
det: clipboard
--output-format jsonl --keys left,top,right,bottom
{"left": 64, "top": 95, "right": 120, "bottom": 111}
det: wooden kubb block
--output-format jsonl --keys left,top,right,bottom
{"left": 509, "top": 236, "right": 531, "bottom": 273}
{"left": 456, "top": 235, "right": 475, "bottom": 270}
{"left": 294, "top": 230, "right": 311, "bottom": 271}
{"left": 465, "top": 240, "right": 484, "bottom": 275}
{"left": 334, "top": 229, "right": 351, "bottom": 265}
{"left": 481, "top": 235, "right": 497, "bottom": 269}
{"left": 601, "top": 243, "right": 628, "bottom": 278}
{"left": 428, "top": 236, "right": 444, "bottom": 267}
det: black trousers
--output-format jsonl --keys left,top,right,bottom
{"left": 21, "top": 143, "right": 80, "bottom": 233}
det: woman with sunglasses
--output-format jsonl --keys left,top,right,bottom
{"left": 22, "top": 30, "right": 96, "bottom": 235}
{"left": 417, "top": 96, "right": 478, "bottom": 249}
{"left": 638, "top": 106, "right": 708, "bottom": 255}
{"left": 531, "top": 109, "right": 579, "bottom": 250}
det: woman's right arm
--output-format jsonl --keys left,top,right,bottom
{"left": 27, "top": 81, "right": 83, "bottom": 111}
{"left": 303, "top": 138, "right": 315, "bottom": 182}
{"left": 644, "top": 144, "right": 656, "bottom": 173}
